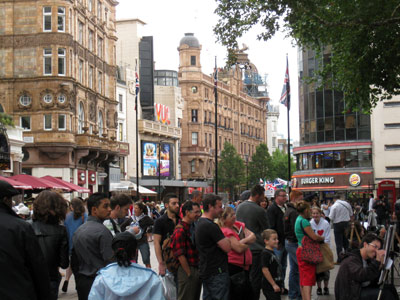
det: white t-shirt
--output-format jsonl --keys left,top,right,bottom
{"left": 310, "top": 218, "right": 331, "bottom": 244}
{"left": 329, "top": 200, "right": 353, "bottom": 223}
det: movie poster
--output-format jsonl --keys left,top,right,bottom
{"left": 142, "top": 142, "right": 171, "bottom": 177}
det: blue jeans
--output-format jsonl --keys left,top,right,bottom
{"left": 202, "top": 272, "right": 230, "bottom": 300}
{"left": 273, "top": 246, "right": 288, "bottom": 284}
{"left": 285, "top": 240, "right": 301, "bottom": 300}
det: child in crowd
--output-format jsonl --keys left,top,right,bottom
{"left": 261, "top": 229, "right": 283, "bottom": 300}
{"left": 310, "top": 207, "right": 331, "bottom": 296}
{"left": 88, "top": 231, "right": 164, "bottom": 300}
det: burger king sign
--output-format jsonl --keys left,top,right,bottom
{"left": 349, "top": 173, "right": 361, "bottom": 187}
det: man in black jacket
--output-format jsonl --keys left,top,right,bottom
{"left": 0, "top": 180, "right": 51, "bottom": 300}
{"left": 335, "top": 233, "right": 393, "bottom": 300}
{"left": 266, "top": 188, "right": 288, "bottom": 294}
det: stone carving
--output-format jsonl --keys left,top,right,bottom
{"left": 89, "top": 102, "right": 96, "bottom": 120}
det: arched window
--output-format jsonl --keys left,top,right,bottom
{"left": 78, "top": 102, "right": 84, "bottom": 134}
{"left": 98, "top": 111, "right": 103, "bottom": 137}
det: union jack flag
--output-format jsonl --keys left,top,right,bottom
{"left": 135, "top": 71, "right": 140, "bottom": 96}
{"left": 279, "top": 56, "right": 290, "bottom": 109}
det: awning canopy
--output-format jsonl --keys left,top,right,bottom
{"left": 10, "top": 174, "right": 70, "bottom": 191}
{"left": 0, "top": 175, "right": 32, "bottom": 190}
{"left": 110, "top": 181, "right": 157, "bottom": 196}
{"left": 41, "top": 176, "right": 90, "bottom": 193}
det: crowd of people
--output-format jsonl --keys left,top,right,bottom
{"left": 1, "top": 178, "right": 400, "bottom": 300}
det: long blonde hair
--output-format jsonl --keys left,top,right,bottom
{"left": 217, "top": 206, "right": 235, "bottom": 227}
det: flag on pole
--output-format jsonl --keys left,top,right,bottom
{"left": 135, "top": 62, "right": 140, "bottom": 111}
{"left": 213, "top": 67, "right": 218, "bottom": 95}
{"left": 279, "top": 56, "right": 290, "bottom": 109}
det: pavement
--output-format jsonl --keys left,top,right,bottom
{"left": 57, "top": 229, "right": 398, "bottom": 300}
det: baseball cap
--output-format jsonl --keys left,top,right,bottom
{"left": 0, "top": 180, "right": 20, "bottom": 199}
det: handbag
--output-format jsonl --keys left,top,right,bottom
{"left": 316, "top": 243, "right": 334, "bottom": 273}
{"left": 299, "top": 221, "right": 323, "bottom": 265}
{"left": 230, "top": 251, "right": 249, "bottom": 290}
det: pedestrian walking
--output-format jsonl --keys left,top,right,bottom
{"left": 0, "top": 180, "right": 51, "bottom": 300}
{"left": 31, "top": 190, "right": 69, "bottom": 300}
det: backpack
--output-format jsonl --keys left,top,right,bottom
{"left": 161, "top": 224, "right": 183, "bottom": 274}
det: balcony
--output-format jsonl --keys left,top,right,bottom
{"left": 138, "top": 119, "right": 181, "bottom": 139}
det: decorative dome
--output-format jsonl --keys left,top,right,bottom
{"left": 179, "top": 33, "right": 200, "bottom": 48}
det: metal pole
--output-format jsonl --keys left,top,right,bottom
{"left": 214, "top": 57, "right": 218, "bottom": 195}
{"left": 286, "top": 54, "right": 291, "bottom": 201}
{"left": 158, "top": 141, "right": 161, "bottom": 203}
{"left": 135, "top": 59, "right": 140, "bottom": 201}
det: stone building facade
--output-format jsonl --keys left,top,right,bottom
{"left": 178, "top": 33, "right": 268, "bottom": 184}
{"left": 0, "top": 0, "right": 128, "bottom": 193}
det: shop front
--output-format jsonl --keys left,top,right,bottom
{"left": 292, "top": 170, "right": 374, "bottom": 203}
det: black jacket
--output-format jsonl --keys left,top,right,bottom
{"left": 0, "top": 202, "right": 51, "bottom": 300}
{"left": 283, "top": 202, "right": 298, "bottom": 243}
{"left": 30, "top": 220, "right": 69, "bottom": 281}
{"left": 266, "top": 202, "right": 285, "bottom": 248}
{"left": 334, "top": 249, "right": 381, "bottom": 300}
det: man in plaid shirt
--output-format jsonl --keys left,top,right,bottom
{"left": 171, "top": 201, "right": 202, "bottom": 300}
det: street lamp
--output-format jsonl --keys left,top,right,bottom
{"left": 158, "top": 139, "right": 165, "bottom": 203}
{"left": 244, "top": 154, "right": 249, "bottom": 190}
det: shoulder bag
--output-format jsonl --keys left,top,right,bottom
{"left": 300, "top": 220, "right": 323, "bottom": 264}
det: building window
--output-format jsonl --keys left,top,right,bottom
{"left": 190, "top": 56, "right": 196, "bottom": 66}
{"left": 58, "top": 114, "right": 66, "bottom": 130}
{"left": 386, "top": 166, "right": 400, "bottom": 171}
{"left": 58, "top": 48, "right": 66, "bottom": 75}
{"left": 97, "top": 37, "right": 103, "bottom": 58}
{"left": 78, "top": 60, "right": 83, "bottom": 82}
{"left": 78, "top": 21, "right": 83, "bottom": 44}
{"left": 190, "top": 160, "right": 195, "bottom": 173}
{"left": 43, "top": 7, "right": 52, "bottom": 31}
{"left": 118, "top": 122, "right": 123, "bottom": 141}
{"left": 88, "top": 66, "right": 93, "bottom": 89}
{"left": 192, "top": 132, "right": 198, "bottom": 145}
{"left": 209, "top": 133, "right": 212, "bottom": 147}
{"left": 43, "top": 94, "right": 53, "bottom": 103}
{"left": 78, "top": 102, "right": 84, "bottom": 133}
{"left": 205, "top": 133, "right": 207, "bottom": 147}
{"left": 118, "top": 94, "right": 123, "bottom": 111}
{"left": 57, "top": 7, "right": 65, "bottom": 32}
{"left": 43, "top": 48, "right": 52, "bottom": 75}
{"left": 98, "top": 71, "right": 102, "bottom": 93}
{"left": 44, "top": 115, "right": 52, "bottom": 130}
{"left": 191, "top": 109, "right": 198, "bottom": 122}
{"left": 88, "top": 0, "right": 93, "bottom": 12}
{"left": 20, "top": 116, "right": 31, "bottom": 131}
{"left": 88, "top": 30, "right": 94, "bottom": 51}
{"left": 97, "top": 1, "right": 102, "bottom": 20}
{"left": 57, "top": 94, "right": 66, "bottom": 103}
{"left": 19, "top": 95, "right": 32, "bottom": 107}
{"left": 98, "top": 111, "right": 104, "bottom": 137}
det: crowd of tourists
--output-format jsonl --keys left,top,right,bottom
{"left": 1, "top": 178, "right": 400, "bottom": 300}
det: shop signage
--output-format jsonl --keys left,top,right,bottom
{"left": 301, "top": 177, "right": 335, "bottom": 185}
{"left": 349, "top": 173, "right": 361, "bottom": 187}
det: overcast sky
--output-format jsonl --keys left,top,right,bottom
{"left": 116, "top": 0, "right": 300, "bottom": 142}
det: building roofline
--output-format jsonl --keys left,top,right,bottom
{"left": 116, "top": 18, "right": 146, "bottom": 25}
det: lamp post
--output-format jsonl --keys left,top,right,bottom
{"left": 158, "top": 139, "right": 165, "bottom": 203}
{"left": 244, "top": 154, "right": 249, "bottom": 190}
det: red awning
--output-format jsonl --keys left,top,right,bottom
{"left": 0, "top": 175, "right": 33, "bottom": 190}
{"left": 10, "top": 174, "right": 71, "bottom": 191}
{"left": 41, "top": 176, "right": 90, "bottom": 193}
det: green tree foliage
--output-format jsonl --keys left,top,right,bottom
{"left": 248, "top": 143, "right": 273, "bottom": 186}
{"left": 214, "top": 0, "right": 400, "bottom": 112}
{"left": 0, "top": 113, "right": 14, "bottom": 127}
{"left": 270, "top": 149, "right": 296, "bottom": 181}
{"left": 218, "top": 142, "right": 245, "bottom": 199}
